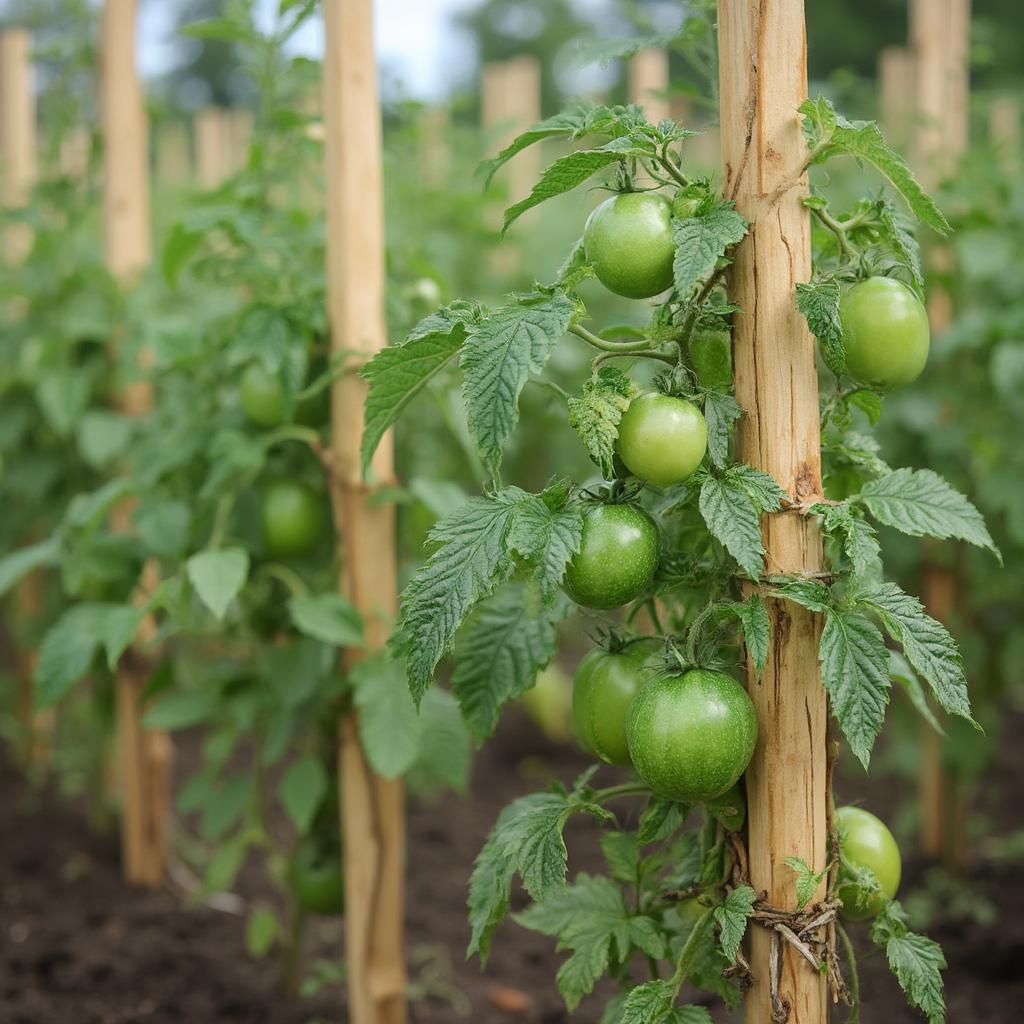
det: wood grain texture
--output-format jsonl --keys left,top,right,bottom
{"left": 717, "top": 2, "right": 829, "bottom": 1021}
{"left": 322, "top": 2, "right": 407, "bottom": 1022}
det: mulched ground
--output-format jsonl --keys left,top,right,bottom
{"left": 2, "top": 699, "right": 1024, "bottom": 1023}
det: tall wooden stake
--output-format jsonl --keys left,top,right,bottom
{"left": 100, "top": 0, "right": 170, "bottom": 888}
{"left": 718, "top": 3, "right": 829, "bottom": 1021}
{"left": 909, "top": 0, "right": 970, "bottom": 862}
{"left": 195, "top": 107, "right": 228, "bottom": 189}
{"left": 878, "top": 46, "right": 916, "bottom": 148}
{"left": 156, "top": 120, "right": 191, "bottom": 185}
{"left": 628, "top": 48, "right": 670, "bottom": 124}
{"left": 1, "top": 29, "right": 36, "bottom": 263}
{"left": 323, "top": 3, "right": 406, "bottom": 1022}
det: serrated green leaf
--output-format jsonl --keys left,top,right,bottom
{"left": 186, "top": 548, "right": 250, "bottom": 620}
{"left": 619, "top": 979, "right": 675, "bottom": 1024}
{"left": 796, "top": 278, "right": 845, "bottom": 376}
{"left": 601, "top": 832, "right": 639, "bottom": 884}
{"left": 728, "top": 594, "right": 769, "bottom": 675}
{"left": 858, "top": 582, "right": 973, "bottom": 724}
{"left": 506, "top": 486, "right": 584, "bottom": 601}
{"left": 568, "top": 366, "right": 638, "bottom": 477}
{"left": 502, "top": 150, "right": 622, "bottom": 232}
{"left": 811, "top": 501, "right": 881, "bottom": 577}
{"left": 350, "top": 654, "right": 421, "bottom": 777}
{"left": 0, "top": 538, "right": 58, "bottom": 598}
{"left": 393, "top": 490, "right": 526, "bottom": 703}
{"left": 245, "top": 907, "right": 279, "bottom": 958}
{"left": 819, "top": 608, "right": 891, "bottom": 768}
{"left": 407, "top": 687, "right": 472, "bottom": 796}
{"left": 877, "top": 199, "right": 923, "bottom": 290}
{"left": 451, "top": 584, "right": 563, "bottom": 741}
{"left": 871, "top": 905, "right": 947, "bottom": 1024}
{"left": 698, "top": 474, "right": 765, "bottom": 579}
{"left": 859, "top": 469, "right": 999, "bottom": 560}
{"left": 784, "top": 855, "right": 827, "bottom": 910}
{"left": 461, "top": 292, "right": 575, "bottom": 473}
{"left": 726, "top": 463, "right": 787, "bottom": 512}
{"left": 671, "top": 203, "right": 748, "bottom": 298}
{"left": 360, "top": 317, "right": 469, "bottom": 475}
{"left": 768, "top": 575, "right": 832, "bottom": 612}
{"left": 889, "top": 651, "right": 944, "bottom": 735}
{"left": 277, "top": 755, "right": 328, "bottom": 833}
{"left": 636, "top": 796, "right": 688, "bottom": 844}
{"left": 714, "top": 885, "right": 756, "bottom": 962}
{"left": 143, "top": 689, "right": 221, "bottom": 730}
{"left": 479, "top": 110, "right": 589, "bottom": 187}
{"left": 701, "top": 390, "right": 741, "bottom": 469}
{"left": 33, "top": 605, "right": 105, "bottom": 708}
{"left": 288, "top": 592, "right": 363, "bottom": 647}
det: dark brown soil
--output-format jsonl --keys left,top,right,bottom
{"left": 2, "top": 702, "right": 1023, "bottom": 1023}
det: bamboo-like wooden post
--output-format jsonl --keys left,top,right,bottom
{"left": 629, "top": 48, "right": 670, "bottom": 124}
{"left": 0, "top": 29, "right": 36, "bottom": 263}
{"left": 878, "top": 47, "right": 916, "bottom": 148}
{"left": 194, "top": 106, "right": 228, "bottom": 189}
{"left": 718, "top": 3, "right": 829, "bottom": 1021}
{"left": 418, "top": 106, "right": 449, "bottom": 188}
{"left": 59, "top": 125, "right": 90, "bottom": 179}
{"left": 156, "top": 120, "right": 191, "bottom": 185}
{"left": 322, "top": 3, "right": 407, "bottom": 1022}
{"left": 481, "top": 56, "right": 541, "bottom": 207}
{"left": 989, "top": 95, "right": 1020, "bottom": 169}
{"left": 227, "top": 107, "right": 253, "bottom": 174}
{"left": 100, "top": 0, "right": 170, "bottom": 889}
{"left": 909, "top": 0, "right": 970, "bottom": 862}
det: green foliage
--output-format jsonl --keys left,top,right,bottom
{"left": 568, "top": 367, "right": 638, "bottom": 478}
{"left": 872, "top": 902, "right": 948, "bottom": 1024}
{"left": 671, "top": 202, "right": 748, "bottom": 298}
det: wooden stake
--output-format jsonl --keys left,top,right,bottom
{"left": 482, "top": 57, "right": 541, "bottom": 210}
{"left": 227, "top": 107, "right": 253, "bottom": 174}
{"left": 878, "top": 47, "right": 916, "bottom": 149}
{"left": 909, "top": 0, "right": 970, "bottom": 862}
{"left": 0, "top": 29, "right": 36, "bottom": 263}
{"left": 628, "top": 48, "right": 670, "bottom": 124}
{"left": 156, "top": 120, "right": 191, "bottom": 185}
{"left": 989, "top": 95, "right": 1020, "bottom": 170}
{"left": 194, "top": 106, "right": 228, "bottom": 189}
{"left": 59, "top": 125, "right": 90, "bottom": 179}
{"left": 718, "top": 4, "right": 829, "bottom": 1021}
{"left": 100, "top": 0, "right": 169, "bottom": 889}
{"left": 322, "top": 3, "right": 406, "bottom": 1022}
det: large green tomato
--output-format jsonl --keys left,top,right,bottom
{"left": 240, "top": 362, "right": 286, "bottom": 427}
{"left": 627, "top": 669, "right": 758, "bottom": 801}
{"left": 288, "top": 834, "right": 345, "bottom": 915}
{"left": 261, "top": 481, "right": 326, "bottom": 557}
{"left": 563, "top": 504, "right": 660, "bottom": 610}
{"left": 839, "top": 277, "right": 929, "bottom": 388}
{"left": 583, "top": 192, "right": 675, "bottom": 299}
{"left": 616, "top": 393, "right": 708, "bottom": 487}
{"left": 836, "top": 805, "right": 902, "bottom": 920}
{"left": 572, "top": 639, "right": 661, "bottom": 765}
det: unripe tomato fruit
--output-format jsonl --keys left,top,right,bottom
{"left": 627, "top": 669, "right": 758, "bottom": 802}
{"left": 690, "top": 329, "right": 733, "bottom": 391}
{"left": 583, "top": 193, "right": 675, "bottom": 299}
{"left": 572, "top": 639, "right": 661, "bottom": 765}
{"left": 616, "top": 393, "right": 708, "bottom": 487}
{"left": 836, "top": 805, "right": 901, "bottom": 920}
{"left": 839, "top": 277, "right": 929, "bottom": 389}
{"left": 261, "top": 480, "right": 326, "bottom": 557}
{"left": 563, "top": 504, "right": 660, "bottom": 610}
{"left": 288, "top": 834, "right": 345, "bottom": 915}
{"left": 240, "top": 362, "right": 286, "bottom": 427}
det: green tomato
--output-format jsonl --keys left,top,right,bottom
{"left": 616, "top": 393, "right": 708, "bottom": 487}
{"left": 572, "top": 639, "right": 661, "bottom": 765}
{"left": 288, "top": 834, "right": 345, "bottom": 915}
{"left": 690, "top": 329, "right": 733, "bottom": 391}
{"left": 836, "top": 805, "right": 901, "bottom": 920}
{"left": 240, "top": 362, "right": 286, "bottom": 427}
{"left": 627, "top": 668, "right": 758, "bottom": 802}
{"left": 839, "top": 277, "right": 929, "bottom": 389}
{"left": 583, "top": 192, "right": 675, "bottom": 299}
{"left": 563, "top": 504, "right": 660, "bottom": 610}
{"left": 705, "top": 782, "right": 746, "bottom": 832}
{"left": 261, "top": 480, "right": 326, "bottom": 557}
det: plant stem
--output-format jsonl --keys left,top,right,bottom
{"left": 812, "top": 205, "right": 856, "bottom": 260}
{"left": 592, "top": 348, "right": 677, "bottom": 369}
{"left": 669, "top": 907, "right": 715, "bottom": 991}
{"left": 570, "top": 323, "right": 659, "bottom": 354}
{"left": 658, "top": 143, "right": 690, "bottom": 188}
{"left": 281, "top": 903, "right": 308, "bottom": 996}
{"left": 678, "top": 266, "right": 728, "bottom": 354}
{"left": 258, "top": 562, "right": 309, "bottom": 598}
{"left": 838, "top": 923, "right": 860, "bottom": 1024}
{"left": 527, "top": 376, "right": 571, "bottom": 402}
{"left": 593, "top": 782, "right": 652, "bottom": 803}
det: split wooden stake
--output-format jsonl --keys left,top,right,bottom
{"left": 322, "top": 3, "right": 407, "bottom": 1022}
{"left": 718, "top": 2, "right": 829, "bottom": 1021}
{"left": 1, "top": 28, "right": 36, "bottom": 263}
{"left": 908, "top": 0, "right": 971, "bottom": 863}
{"left": 100, "top": 0, "right": 170, "bottom": 889}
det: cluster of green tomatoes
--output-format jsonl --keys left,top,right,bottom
{"left": 561, "top": 189, "right": 910, "bottom": 918}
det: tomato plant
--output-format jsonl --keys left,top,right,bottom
{"left": 616, "top": 392, "right": 708, "bottom": 486}
{"left": 835, "top": 805, "right": 902, "bottom": 920}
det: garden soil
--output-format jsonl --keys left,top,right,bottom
{"left": 2, "top": 703, "right": 1024, "bottom": 1023}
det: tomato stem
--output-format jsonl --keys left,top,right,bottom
{"left": 837, "top": 922, "right": 860, "bottom": 1023}
{"left": 569, "top": 323, "right": 662, "bottom": 354}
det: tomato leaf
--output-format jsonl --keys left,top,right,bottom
{"left": 811, "top": 500, "right": 881, "bottom": 578}
{"left": 767, "top": 575, "right": 832, "bottom": 613}
{"left": 0, "top": 537, "right": 59, "bottom": 598}
{"left": 726, "top": 593, "right": 769, "bottom": 675}
{"left": 889, "top": 651, "right": 945, "bottom": 735}
{"left": 501, "top": 150, "right": 623, "bottom": 233}
{"left": 700, "top": 389, "right": 741, "bottom": 470}
{"left": 877, "top": 198, "right": 924, "bottom": 290}
{"left": 698, "top": 474, "right": 765, "bottom": 580}
{"left": 796, "top": 278, "right": 845, "bottom": 377}
{"left": 567, "top": 366, "right": 638, "bottom": 478}
{"left": 406, "top": 688, "right": 472, "bottom": 797}
{"left": 478, "top": 109, "right": 592, "bottom": 187}
{"left": 819, "top": 607, "right": 891, "bottom": 768}
{"left": 350, "top": 654, "right": 422, "bottom": 778}
{"left": 245, "top": 907, "right": 279, "bottom": 959}
{"left": 460, "top": 291, "right": 575, "bottom": 474}
{"left": 392, "top": 490, "right": 526, "bottom": 702}
{"left": 288, "top": 592, "right": 363, "bottom": 647}
{"left": 186, "top": 547, "right": 250, "bottom": 621}
{"left": 871, "top": 902, "right": 947, "bottom": 1024}
{"left": 784, "top": 855, "right": 828, "bottom": 910}
{"left": 360, "top": 305, "right": 479, "bottom": 476}
{"left": 451, "top": 584, "right": 565, "bottom": 741}
{"left": 506, "top": 483, "right": 584, "bottom": 601}
{"left": 278, "top": 755, "right": 328, "bottom": 833}
{"left": 671, "top": 202, "right": 748, "bottom": 299}
{"left": 714, "top": 885, "right": 756, "bottom": 963}
{"left": 856, "top": 582, "right": 974, "bottom": 726}
{"left": 859, "top": 468, "right": 1000, "bottom": 560}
